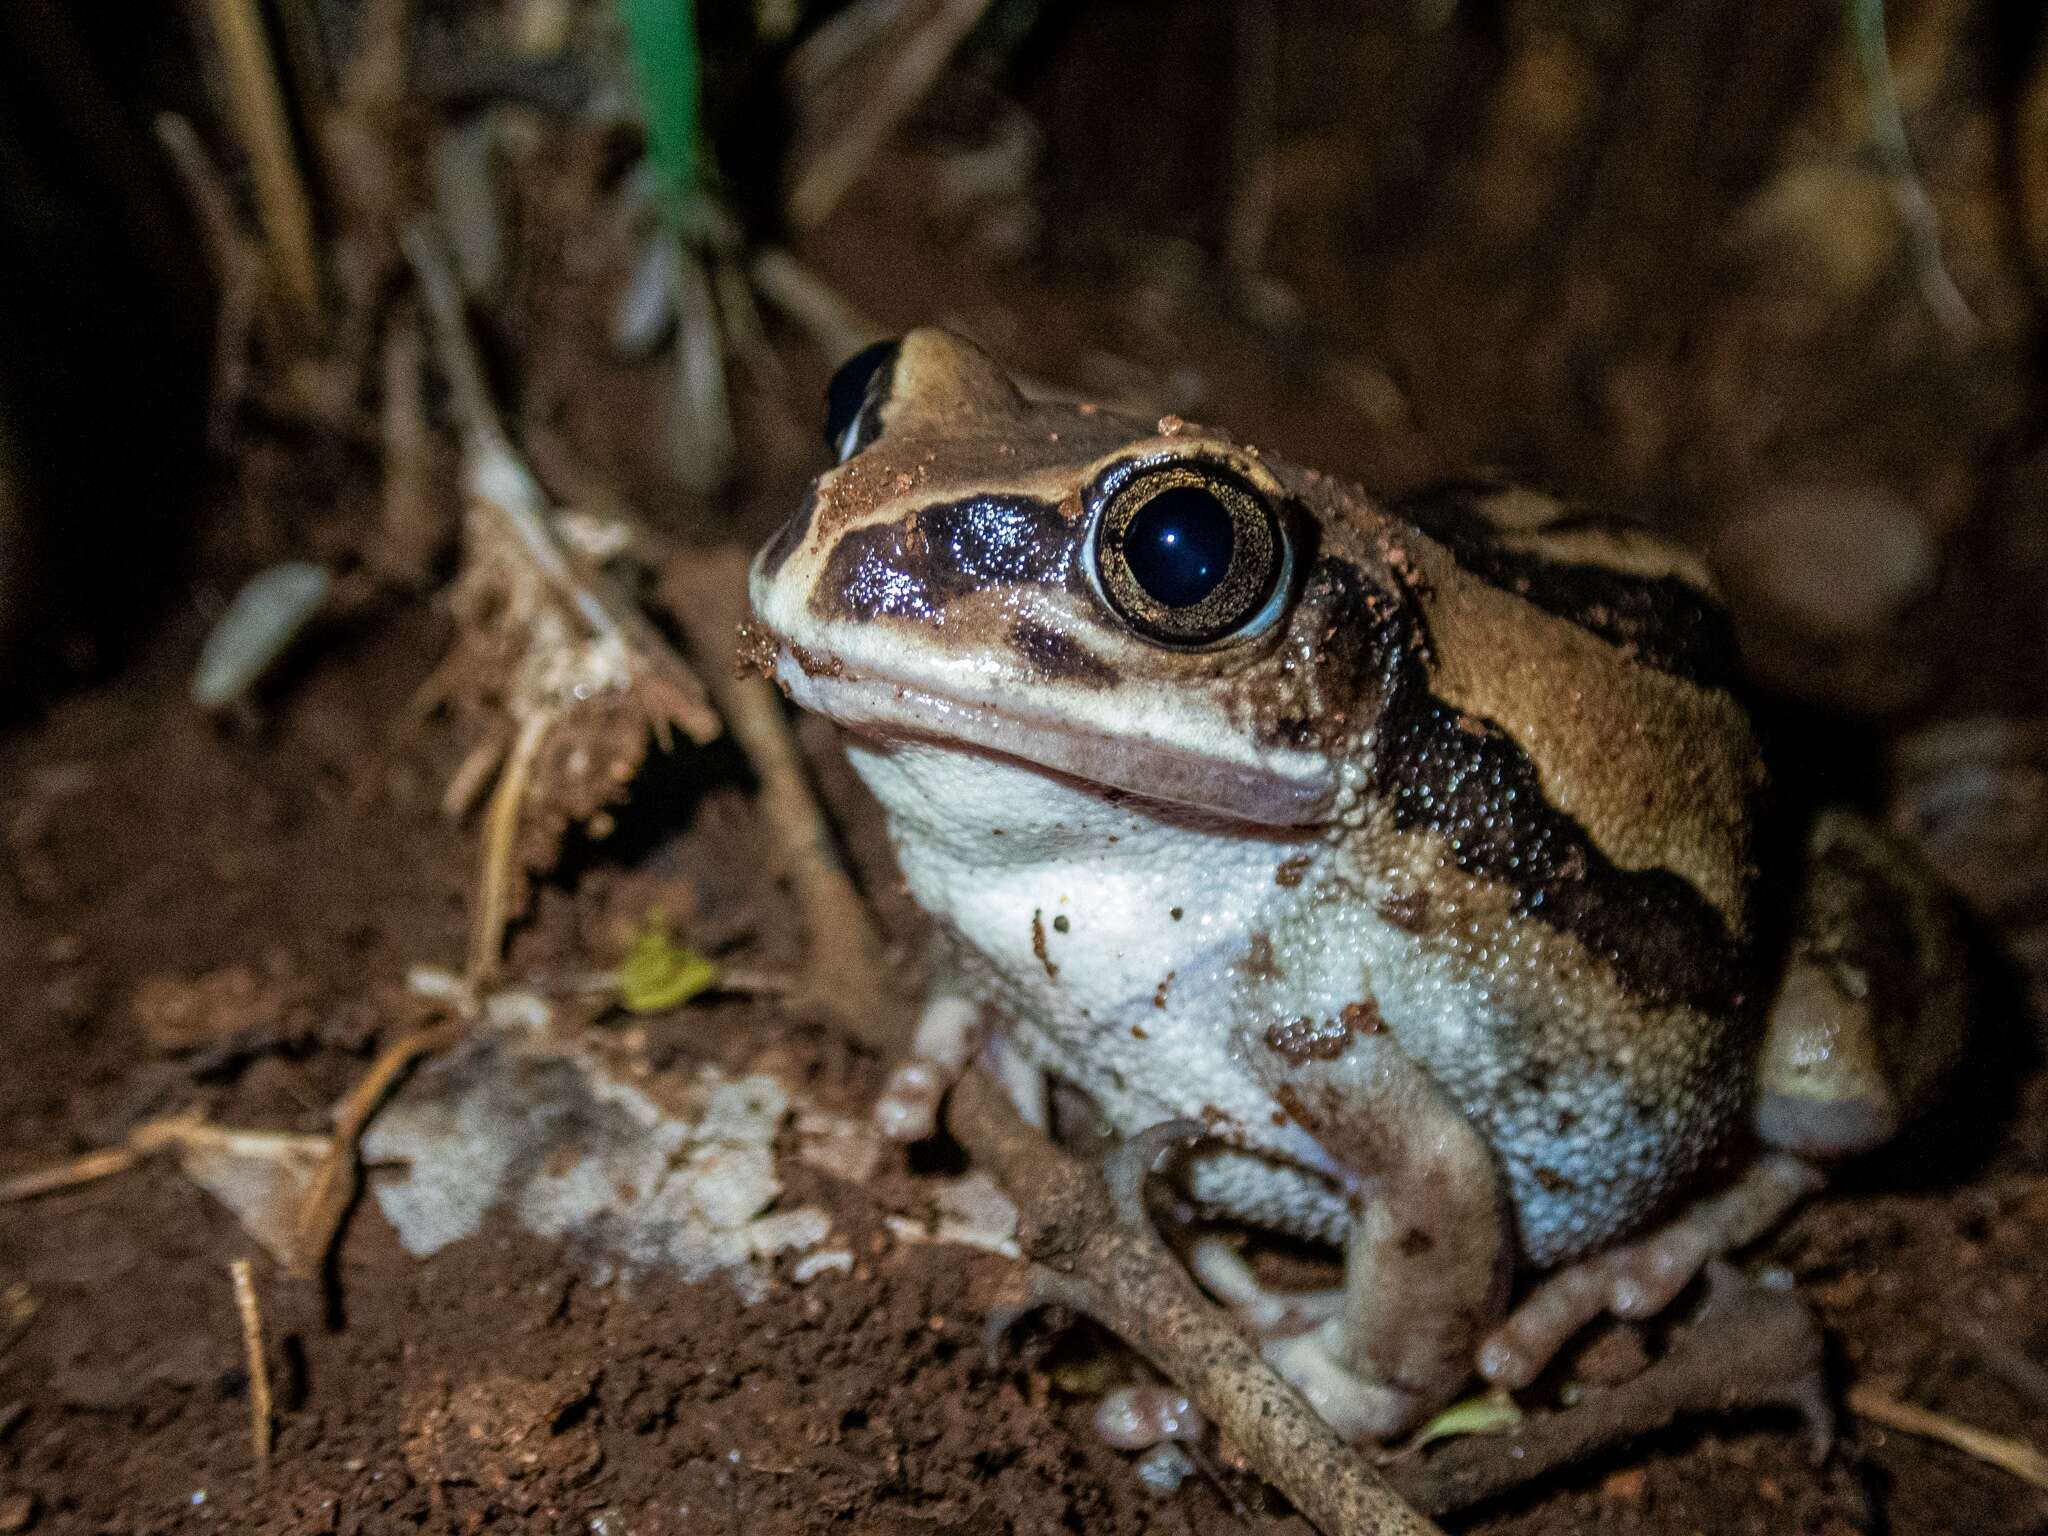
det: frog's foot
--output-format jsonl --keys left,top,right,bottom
{"left": 1478, "top": 1153, "right": 1824, "bottom": 1389}
{"left": 1188, "top": 1238, "right": 1420, "bottom": 1440}
{"left": 874, "top": 993, "right": 1047, "bottom": 1140}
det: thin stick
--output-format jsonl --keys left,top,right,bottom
{"left": 291, "top": 1019, "right": 467, "bottom": 1276}
{"left": 661, "top": 545, "right": 900, "bottom": 1055}
{"left": 748, "top": 248, "right": 888, "bottom": 365}
{"left": 405, "top": 221, "right": 719, "bottom": 743}
{"left": 1976, "top": 1335, "right": 2048, "bottom": 1416}
{"left": 785, "top": 0, "right": 997, "bottom": 229}
{"left": 0, "top": 1145, "right": 144, "bottom": 1203}
{"left": 1847, "top": 1383, "right": 2048, "bottom": 1491}
{"left": 1845, "top": 0, "right": 1980, "bottom": 341}
{"left": 203, "top": 0, "right": 323, "bottom": 326}
{"left": 1223, "top": 0, "right": 1279, "bottom": 279}
{"left": 0, "top": 1117, "right": 329, "bottom": 1204}
{"left": 948, "top": 1069, "right": 1444, "bottom": 1536}
{"left": 468, "top": 707, "right": 556, "bottom": 985}
{"left": 229, "top": 1259, "right": 274, "bottom": 1476}
{"left": 1392, "top": 1264, "right": 1831, "bottom": 1515}
{"left": 153, "top": 113, "right": 265, "bottom": 449}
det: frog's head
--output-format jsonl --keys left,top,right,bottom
{"left": 749, "top": 329, "right": 1390, "bottom": 823}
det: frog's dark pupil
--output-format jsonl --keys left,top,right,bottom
{"left": 1121, "top": 486, "right": 1235, "bottom": 609}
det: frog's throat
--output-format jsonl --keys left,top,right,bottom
{"left": 769, "top": 645, "right": 1334, "bottom": 826}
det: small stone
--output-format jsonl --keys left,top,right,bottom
{"left": 1598, "top": 1466, "right": 1648, "bottom": 1504}
{"left": 1714, "top": 483, "right": 1935, "bottom": 641}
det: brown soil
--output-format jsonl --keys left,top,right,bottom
{"left": 6, "top": 2, "right": 2048, "bottom": 1533}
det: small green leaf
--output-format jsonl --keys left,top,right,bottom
{"left": 617, "top": 0, "right": 701, "bottom": 222}
{"left": 618, "top": 919, "right": 720, "bottom": 1012}
{"left": 1410, "top": 1389, "right": 1523, "bottom": 1449}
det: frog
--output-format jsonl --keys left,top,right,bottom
{"left": 747, "top": 328, "right": 1968, "bottom": 1440}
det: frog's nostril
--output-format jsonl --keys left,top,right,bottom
{"left": 824, "top": 338, "right": 901, "bottom": 460}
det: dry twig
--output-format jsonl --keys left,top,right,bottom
{"left": 153, "top": 113, "right": 266, "bottom": 449}
{"left": 1974, "top": 1333, "right": 2048, "bottom": 1416}
{"left": 947, "top": 1069, "right": 1444, "bottom": 1536}
{"left": 0, "top": 1144, "right": 147, "bottom": 1203}
{"left": 784, "top": 0, "right": 998, "bottom": 229}
{"left": 660, "top": 544, "right": 900, "bottom": 1053}
{"left": 229, "top": 1259, "right": 275, "bottom": 1476}
{"left": 1223, "top": 0, "right": 1279, "bottom": 280}
{"left": 468, "top": 707, "right": 558, "bottom": 983}
{"left": 292, "top": 1017, "right": 468, "bottom": 1277}
{"left": 0, "top": 1115, "right": 277, "bottom": 1204}
{"left": 1847, "top": 1382, "right": 2048, "bottom": 1492}
{"left": 1, "top": 1283, "right": 35, "bottom": 1355}
{"left": 202, "top": 0, "right": 323, "bottom": 327}
{"left": 749, "top": 248, "right": 889, "bottom": 365}
{"left": 1387, "top": 1265, "right": 1832, "bottom": 1517}
{"left": 404, "top": 220, "right": 719, "bottom": 980}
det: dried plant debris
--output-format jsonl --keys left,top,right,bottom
{"left": 403, "top": 221, "right": 719, "bottom": 978}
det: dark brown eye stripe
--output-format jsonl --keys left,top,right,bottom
{"left": 1317, "top": 557, "right": 1747, "bottom": 1015}
{"left": 1008, "top": 619, "right": 1119, "bottom": 687}
{"left": 756, "top": 486, "right": 819, "bottom": 582}
{"left": 809, "top": 494, "right": 1081, "bottom": 624}
{"left": 1394, "top": 481, "right": 1740, "bottom": 688}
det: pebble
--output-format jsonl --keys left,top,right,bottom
{"left": 1713, "top": 483, "right": 1935, "bottom": 639}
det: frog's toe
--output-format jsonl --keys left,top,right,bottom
{"left": 1186, "top": 1237, "right": 1419, "bottom": 1439}
{"left": 1479, "top": 1153, "right": 1824, "bottom": 1389}
{"left": 1188, "top": 1235, "right": 1344, "bottom": 1335}
{"left": 1262, "top": 1324, "right": 1424, "bottom": 1441}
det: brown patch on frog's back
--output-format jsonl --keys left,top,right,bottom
{"left": 1326, "top": 551, "right": 1750, "bottom": 1016}
{"left": 1008, "top": 619, "right": 1118, "bottom": 688}
{"left": 1392, "top": 479, "right": 1741, "bottom": 687}
{"left": 1377, "top": 889, "right": 1432, "bottom": 933}
{"left": 1274, "top": 854, "right": 1312, "bottom": 887}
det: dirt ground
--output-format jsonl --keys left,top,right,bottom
{"left": 5, "top": 1, "right": 2048, "bottom": 1532}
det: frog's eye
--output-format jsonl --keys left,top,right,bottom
{"left": 823, "top": 338, "right": 901, "bottom": 462}
{"left": 1093, "top": 465, "right": 1287, "bottom": 646}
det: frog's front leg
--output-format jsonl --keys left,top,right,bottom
{"left": 874, "top": 950, "right": 1049, "bottom": 1141}
{"left": 1481, "top": 811, "right": 1968, "bottom": 1389}
{"left": 1233, "top": 1040, "right": 1514, "bottom": 1439}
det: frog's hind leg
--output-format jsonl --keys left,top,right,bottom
{"left": 1235, "top": 1042, "right": 1515, "bottom": 1439}
{"left": 1752, "top": 809, "right": 1968, "bottom": 1161}
{"left": 1478, "top": 1153, "right": 1822, "bottom": 1388}
{"left": 1482, "top": 810, "right": 1968, "bottom": 1389}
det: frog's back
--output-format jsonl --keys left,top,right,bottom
{"left": 1293, "top": 475, "right": 1770, "bottom": 1260}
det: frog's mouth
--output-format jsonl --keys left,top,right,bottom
{"left": 765, "top": 641, "right": 1335, "bottom": 826}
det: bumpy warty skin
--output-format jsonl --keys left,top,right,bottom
{"left": 748, "top": 327, "right": 1770, "bottom": 1269}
